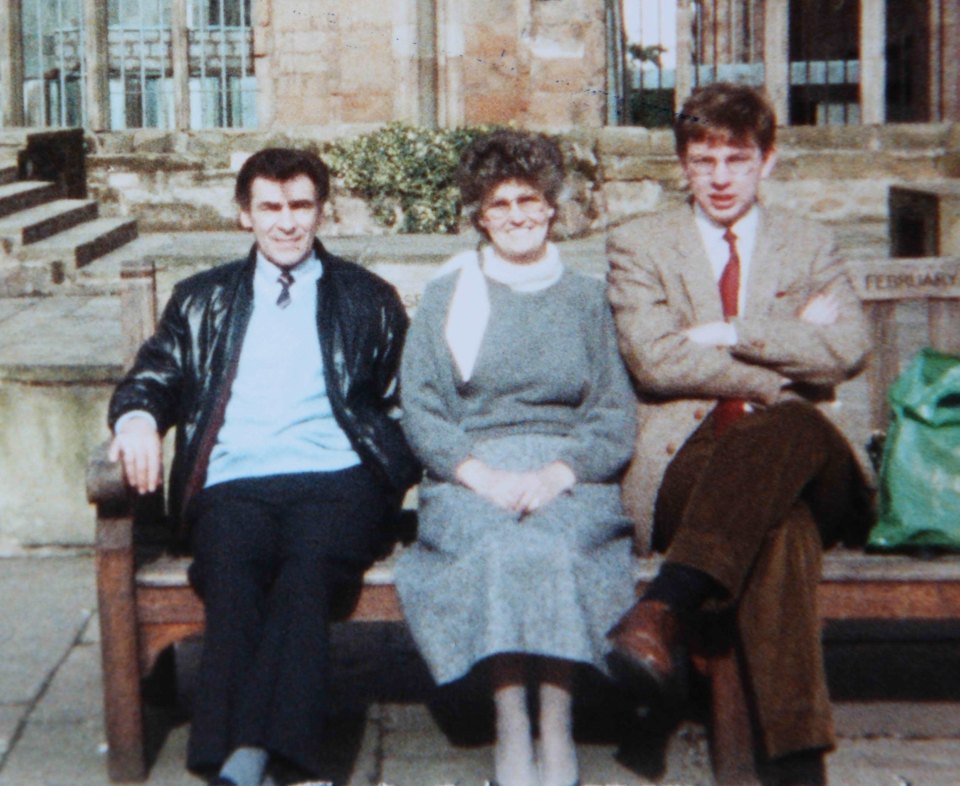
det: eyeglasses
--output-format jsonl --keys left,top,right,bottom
{"left": 481, "top": 193, "right": 550, "bottom": 222}
{"left": 684, "top": 152, "right": 760, "bottom": 177}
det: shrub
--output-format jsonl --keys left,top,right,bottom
{"left": 325, "top": 123, "right": 498, "bottom": 234}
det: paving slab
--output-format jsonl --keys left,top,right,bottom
{"left": 27, "top": 642, "right": 101, "bottom": 727}
{"left": 0, "top": 707, "right": 23, "bottom": 761}
{"left": 0, "top": 295, "right": 121, "bottom": 379}
{"left": 0, "top": 710, "right": 109, "bottom": 786}
{"left": 379, "top": 748, "right": 494, "bottom": 786}
{"left": 829, "top": 739, "right": 960, "bottom": 786}
{"left": 0, "top": 558, "right": 94, "bottom": 702}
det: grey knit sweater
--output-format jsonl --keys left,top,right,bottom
{"left": 399, "top": 268, "right": 637, "bottom": 484}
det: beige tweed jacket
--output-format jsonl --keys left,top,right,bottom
{"left": 607, "top": 205, "right": 870, "bottom": 551}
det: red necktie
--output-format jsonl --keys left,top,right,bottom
{"left": 719, "top": 228, "right": 740, "bottom": 318}
{"left": 713, "top": 228, "right": 746, "bottom": 435}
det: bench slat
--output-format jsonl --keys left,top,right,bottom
{"left": 134, "top": 551, "right": 960, "bottom": 625}
{"left": 819, "top": 581, "right": 960, "bottom": 620}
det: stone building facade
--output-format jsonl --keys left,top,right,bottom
{"left": 2, "top": 0, "right": 956, "bottom": 132}
{"left": 247, "top": 0, "right": 609, "bottom": 129}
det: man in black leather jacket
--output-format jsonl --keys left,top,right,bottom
{"left": 108, "top": 148, "right": 419, "bottom": 786}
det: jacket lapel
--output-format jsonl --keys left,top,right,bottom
{"left": 670, "top": 208, "right": 726, "bottom": 324}
{"left": 220, "top": 246, "right": 256, "bottom": 366}
{"left": 744, "top": 208, "right": 787, "bottom": 318}
{"left": 179, "top": 247, "right": 255, "bottom": 521}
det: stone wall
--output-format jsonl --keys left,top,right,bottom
{"left": 87, "top": 123, "right": 960, "bottom": 243}
{"left": 456, "top": 0, "right": 606, "bottom": 127}
{"left": 254, "top": 0, "right": 607, "bottom": 129}
{"left": 601, "top": 123, "right": 960, "bottom": 227}
{"left": 0, "top": 371, "right": 115, "bottom": 547}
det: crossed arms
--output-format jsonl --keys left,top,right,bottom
{"left": 606, "top": 220, "right": 870, "bottom": 405}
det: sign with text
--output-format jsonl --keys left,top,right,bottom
{"left": 850, "top": 257, "right": 960, "bottom": 302}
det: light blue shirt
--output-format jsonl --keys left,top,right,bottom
{"left": 203, "top": 250, "right": 360, "bottom": 488}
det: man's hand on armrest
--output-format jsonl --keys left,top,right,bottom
{"left": 108, "top": 415, "right": 163, "bottom": 495}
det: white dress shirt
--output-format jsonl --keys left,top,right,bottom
{"left": 693, "top": 202, "right": 760, "bottom": 317}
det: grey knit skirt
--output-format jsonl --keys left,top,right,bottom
{"left": 395, "top": 434, "right": 636, "bottom": 686}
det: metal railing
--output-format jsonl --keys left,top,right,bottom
{"left": 621, "top": 0, "right": 767, "bottom": 127}
{"left": 22, "top": 0, "right": 85, "bottom": 127}
{"left": 19, "top": 0, "right": 255, "bottom": 129}
{"left": 618, "top": 0, "right": 936, "bottom": 127}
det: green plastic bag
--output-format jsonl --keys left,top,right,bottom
{"left": 869, "top": 347, "right": 960, "bottom": 551}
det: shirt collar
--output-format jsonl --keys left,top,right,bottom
{"left": 693, "top": 201, "right": 760, "bottom": 242}
{"left": 254, "top": 248, "right": 323, "bottom": 289}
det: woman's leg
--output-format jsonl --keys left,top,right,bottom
{"left": 491, "top": 655, "right": 539, "bottom": 786}
{"left": 537, "top": 659, "right": 578, "bottom": 786}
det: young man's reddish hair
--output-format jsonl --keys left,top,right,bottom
{"left": 674, "top": 82, "right": 777, "bottom": 158}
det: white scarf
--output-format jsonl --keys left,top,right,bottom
{"left": 441, "top": 243, "right": 563, "bottom": 381}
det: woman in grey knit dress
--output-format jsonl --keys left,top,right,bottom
{"left": 395, "top": 130, "right": 636, "bottom": 786}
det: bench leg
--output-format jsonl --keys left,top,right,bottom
{"left": 96, "top": 514, "right": 147, "bottom": 782}
{"left": 708, "top": 646, "right": 760, "bottom": 786}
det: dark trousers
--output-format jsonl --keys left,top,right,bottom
{"left": 184, "top": 465, "right": 392, "bottom": 777}
{"left": 652, "top": 400, "right": 873, "bottom": 759}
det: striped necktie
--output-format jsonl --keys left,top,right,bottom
{"left": 276, "top": 268, "right": 294, "bottom": 308}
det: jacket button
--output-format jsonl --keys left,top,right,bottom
{"left": 693, "top": 408, "right": 705, "bottom": 420}
{"left": 666, "top": 443, "right": 676, "bottom": 455}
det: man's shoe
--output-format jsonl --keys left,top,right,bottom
{"left": 765, "top": 750, "right": 827, "bottom": 786}
{"left": 606, "top": 599, "right": 684, "bottom": 698}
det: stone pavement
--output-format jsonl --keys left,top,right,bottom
{"left": 2, "top": 555, "right": 960, "bottom": 786}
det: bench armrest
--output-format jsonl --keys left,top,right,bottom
{"left": 86, "top": 439, "right": 129, "bottom": 510}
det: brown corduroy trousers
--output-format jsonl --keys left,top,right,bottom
{"left": 652, "top": 400, "right": 874, "bottom": 760}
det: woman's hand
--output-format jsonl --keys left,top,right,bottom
{"left": 455, "top": 458, "right": 575, "bottom": 515}
{"left": 515, "top": 461, "right": 576, "bottom": 514}
{"left": 456, "top": 458, "right": 530, "bottom": 511}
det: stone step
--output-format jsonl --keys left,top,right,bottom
{"left": 0, "top": 162, "right": 18, "bottom": 185}
{"left": 0, "top": 181, "right": 61, "bottom": 220}
{"left": 18, "top": 216, "right": 139, "bottom": 269}
{"left": 0, "top": 199, "right": 99, "bottom": 250}
{"left": 72, "top": 235, "right": 158, "bottom": 296}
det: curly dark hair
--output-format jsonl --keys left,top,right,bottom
{"left": 456, "top": 130, "right": 565, "bottom": 234}
{"left": 674, "top": 82, "right": 777, "bottom": 158}
{"left": 234, "top": 147, "right": 330, "bottom": 209}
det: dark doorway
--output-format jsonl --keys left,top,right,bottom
{"left": 886, "top": 0, "right": 931, "bottom": 122}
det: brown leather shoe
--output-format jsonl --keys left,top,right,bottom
{"left": 606, "top": 599, "right": 684, "bottom": 697}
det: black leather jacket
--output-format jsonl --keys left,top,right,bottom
{"left": 108, "top": 241, "right": 421, "bottom": 537}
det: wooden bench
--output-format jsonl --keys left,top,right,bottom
{"left": 88, "top": 253, "right": 960, "bottom": 784}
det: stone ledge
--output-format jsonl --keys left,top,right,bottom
{"left": 0, "top": 363, "right": 121, "bottom": 385}
{"left": 779, "top": 122, "right": 958, "bottom": 151}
